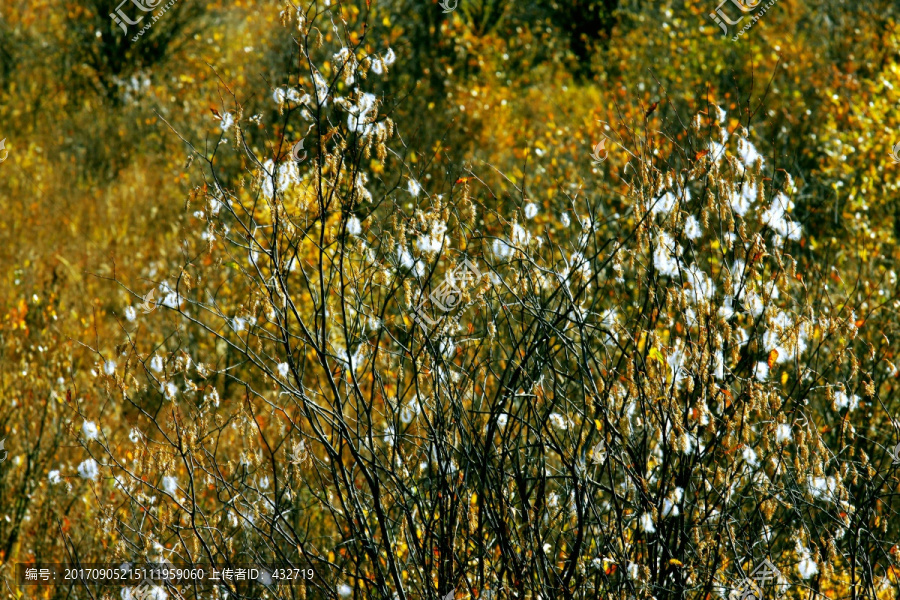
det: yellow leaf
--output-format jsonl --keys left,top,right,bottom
{"left": 594, "top": 419, "right": 602, "bottom": 432}
{"left": 648, "top": 347, "right": 664, "bottom": 363}
{"left": 767, "top": 349, "right": 779, "bottom": 368}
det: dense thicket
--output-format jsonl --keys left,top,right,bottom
{"left": 1, "top": 1, "right": 900, "bottom": 599}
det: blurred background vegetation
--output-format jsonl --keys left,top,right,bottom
{"left": 2, "top": 0, "right": 900, "bottom": 596}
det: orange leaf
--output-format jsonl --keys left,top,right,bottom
{"left": 767, "top": 349, "right": 779, "bottom": 368}
{"left": 724, "top": 442, "right": 744, "bottom": 456}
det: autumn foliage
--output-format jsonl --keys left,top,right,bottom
{"left": 1, "top": 1, "right": 900, "bottom": 599}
